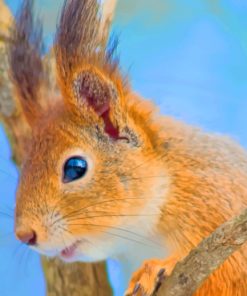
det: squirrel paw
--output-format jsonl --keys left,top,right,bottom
{"left": 124, "top": 259, "right": 167, "bottom": 296}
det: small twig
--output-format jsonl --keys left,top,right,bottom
{"left": 156, "top": 208, "right": 247, "bottom": 296}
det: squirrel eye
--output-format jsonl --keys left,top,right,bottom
{"left": 63, "top": 157, "right": 88, "bottom": 183}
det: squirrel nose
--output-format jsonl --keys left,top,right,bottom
{"left": 16, "top": 229, "right": 37, "bottom": 246}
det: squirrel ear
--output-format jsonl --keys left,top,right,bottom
{"left": 73, "top": 69, "right": 118, "bottom": 117}
{"left": 8, "top": 0, "right": 44, "bottom": 126}
{"left": 55, "top": 0, "right": 130, "bottom": 140}
{"left": 72, "top": 68, "right": 121, "bottom": 139}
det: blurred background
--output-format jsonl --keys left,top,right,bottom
{"left": 0, "top": 0, "right": 247, "bottom": 295}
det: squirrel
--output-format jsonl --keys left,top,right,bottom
{"left": 9, "top": 0, "right": 247, "bottom": 295}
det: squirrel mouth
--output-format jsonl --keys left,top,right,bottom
{"left": 60, "top": 241, "right": 81, "bottom": 260}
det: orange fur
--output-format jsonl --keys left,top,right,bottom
{"left": 11, "top": 1, "right": 247, "bottom": 295}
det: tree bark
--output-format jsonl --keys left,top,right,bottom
{"left": 43, "top": 258, "right": 112, "bottom": 296}
{"left": 0, "top": 1, "right": 112, "bottom": 295}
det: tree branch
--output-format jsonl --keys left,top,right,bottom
{"left": 156, "top": 208, "right": 247, "bottom": 296}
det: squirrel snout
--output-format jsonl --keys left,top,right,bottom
{"left": 15, "top": 228, "right": 37, "bottom": 246}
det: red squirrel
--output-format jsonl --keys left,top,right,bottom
{"left": 9, "top": 0, "right": 247, "bottom": 295}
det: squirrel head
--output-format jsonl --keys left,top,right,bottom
{"left": 11, "top": 0, "right": 168, "bottom": 261}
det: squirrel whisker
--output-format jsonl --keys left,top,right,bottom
{"left": 0, "top": 211, "right": 14, "bottom": 219}
{"left": 66, "top": 214, "right": 159, "bottom": 222}
{"left": 66, "top": 223, "right": 163, "bottom": 248}
{"left": 51, "top": 197, "right": 163, "bottom": 226}
{"left": 68, "top": 224, "right": 161, "bottom": 249}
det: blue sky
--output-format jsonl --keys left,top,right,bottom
{"left": 1, "top": 0, "right": 247, "bottom": 295}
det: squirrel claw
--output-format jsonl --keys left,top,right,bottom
{"left": 152, "top": 268, "right": 166, "bottom": 295}
{"left": 133, "top": 283, "right": 141, "bottom": 295}
{"left": 125, "top": 260, "right": 167, "bottom": 296}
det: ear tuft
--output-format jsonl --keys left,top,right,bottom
{"left": 8, "top": 0, "right": 44, "bottom": 125}
{"left": 55, "top": 0, "right": 131, "bottom": 142}
{"left": 55, "top": 0, "right": 128, "bottom": 106}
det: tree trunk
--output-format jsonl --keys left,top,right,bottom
{"left": 43, "top": 258, "right": 112, "bottom": 296}
{"left": 0, "top": 1, "right": 112, "bottom": 295}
